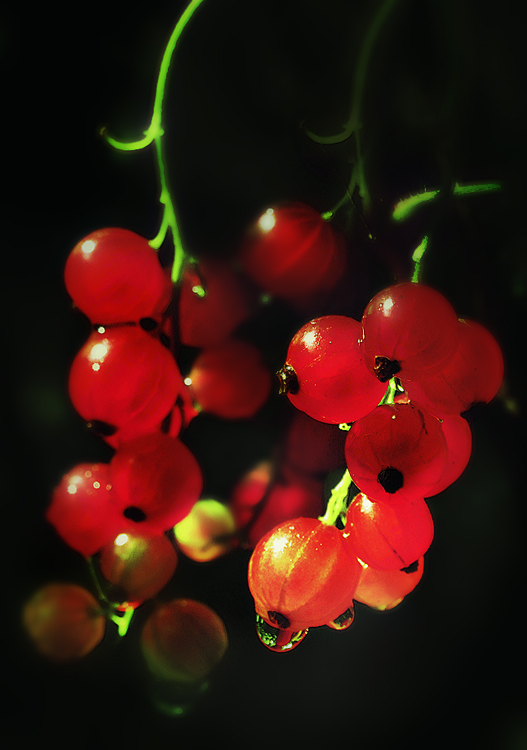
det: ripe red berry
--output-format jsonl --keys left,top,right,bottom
{"left": 22, "top": 584, "right": 106, "bottom": 661}
{"left": 108, "top": 433, "right": 202, "bottom": 534}
{"left": 426, "top": 414, "right": 472, "bottom": 496}
{"left": 239, "top": 203, "right": 347, "bottom": 308}
{"left": 404, "top": 319, "right": 504, "bottom": 417}
{"left": 248, "top": 517, "right": 362, "bottom": 631}
{"left": 46, "top": 463, "right": 123, "bottom": 557}
{"left": 245, "top": 468, "right": 324, "bottom": 548}
{"left": 99, "top": 531, "right": 178, "bottom": 607}
{"left": 64, "top": 227, "right": 173, "bottom": 324}
{"left": 68, "top": 327, "right": 181, "bottom": 448}
{"left": 343, "top": 493, "right": 434, "bottom": 570}
{"left": 186, "top": 339, "right": 272, "bottom": 419}
{"left": 178, "top": 259, "right": 257, "bottom": 348}
{"left": 353, "top": 556, "right": 424, "bottom": 610}
{"left": 278, "top": 316, "right": 386, "bottom": 424}
{"left": 361, "top": 282, "right": 459, "bottom": 382}
{"left": 344, "top": 402, "right": 447, "bottom": 502}
{"left": 229, "top": 461, "right": 273, "bottom": 529}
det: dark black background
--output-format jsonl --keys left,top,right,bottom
{"left": 3, "top": 1, "right": 526, "bottom": 747}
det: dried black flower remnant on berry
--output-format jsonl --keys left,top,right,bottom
{"left": 374, "top": 356, "right": 401, "bottom": 382}
{"left": 377, "top": 466, "right": 404, "bottom": 493}
{"left": 267, "top": 611, "right": 291, "bottom": 629}
{"left": 87, "top": 420, "right": 117, "bottom": 437}
{"left": 276, "top": 364, "right": 300, "bottom": 395}
{"left": 123, "top": 506, "right": 147, "bottom": 522}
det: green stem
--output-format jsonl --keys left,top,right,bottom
{"left": 110, "top": 606, "right": 136, "bottom": 638}
{"left": 306, "top": 0, "right": 400, "bottom": 217}
{"left": 411, "top": 235, "right": 428, "bottom": 282}
{"left": 319, "top": 469, "right": 353, "bottom": 527}
{"left": 392, "top": 181, "right": 502, "bottom": 222}
{"left": 102, "top": 0, "right": 208, "bottom": 284}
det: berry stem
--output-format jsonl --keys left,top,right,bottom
{"left": 392, "top": 181, "right": 502, "bottom": 222}
{"left": 305, "top": 0, "right": 401, "bottom": 217}
{"left": 109, "top": 605, "right": 136, "bottom": 638}
{"left": 411, "top": 235, "right": 428, "bottom": 282}
{"left": 319, "top": 469, "right": 354, "bottom": 527}
{"left": 101, "top": 0, "right": 208, "bottom": 284}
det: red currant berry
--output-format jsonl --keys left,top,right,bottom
{"left": 248, "top": 517, "right": 362, "bottom": 631}
{"left": 99, "top": 531, "right": 178, "bottom": 607}
{"left": 278, "top": 316, "right": 386, "bottom": 424}
{"left": 404, "top": 319, "right": 504, "bottom": 417}
{"left": 361, "top": 282, "right": 459, "bottom": 382}
{"left": 425, "top": 414, "right": 472, "bottom": 496}
{"left": 245, "top": 468, "right": 324, "bottom": 548}
{"left": 186, "top": 339, "right": 272, "bottom": 420}
{"left": 108, "top": 433, "right": 202, "bottom": 533}
{"left": 64, "top": 228, "right": 173, "bottom": 325}
{"left": 174, "top": 499, "right": 237, "bottom": 561}
{"left": 229, "top": 461, "right": 273, "bottom": 529}
{"left": 141, "top": 599, "right": 228, "bottom": 683}
{"left": 68, "top": 327, "right": 181, "bottom": 448}
{"left": 240, "top": 203, "right": 346, "bottom": 307}
{"left": 353, "top": 556, "right": 424, "bottom": 610}
{"left": 343, "top": 493, "right": 434, "bottom": 570}
{"left": 22, "top": 584, "right": 106, "bottom": 661}
{"left": 46, "top": 463, "right": 123, "bottom": 557}
{"left": 178, "top": 259, "right": 257, "bottom": 348}
{"left": 344, "top": 402, "right": 447, "bottom": 502}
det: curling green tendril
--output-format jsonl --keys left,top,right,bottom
{"left": 393, "top": 181, "right": 502, "bottom": 222}
{"left": 306, "top": 0, "right": 400, "bottom": 216}
{"left": 102, "top": 0, "right": 208, "bottom": 283}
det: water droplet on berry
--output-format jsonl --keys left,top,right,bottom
{"left": 326, "top": 605, "right": 355, "bottom": 630}
{"left": 255, "top": 615, "right": 308, "bottom": 652}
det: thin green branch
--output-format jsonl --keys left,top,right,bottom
{"left": 319, "top": 469, "right": 353, "bottom": 527}
{"left": 393, "top": 181, "right": 503, "bottom": 222}
{"left": 102, "top": 0, "right": 209, "bottom": 283}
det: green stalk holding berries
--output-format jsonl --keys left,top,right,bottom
{"left": 102, "top": 0, "right": 208, "bottom": 284}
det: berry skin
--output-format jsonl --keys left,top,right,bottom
{"left": 353, "top": 556, "right": 424, "bottom": 610}
{"left": 343, "top": 493, "right": 434, "bottom": 570}
{"left": 245, "top": 467, "right": 325, "bottom": 548}
{"left": 361, "top": 282, "right": 459, "bottom": 382}
{"left": 404, "top": 319, "right": 504, "bottom": 417}
{"left": 68, "top": 326, "right": 181, "bottom": 448}
{"left": 344, "top": 402, "right": 447, "bottom": 502}
{"left": 186, "top": 339, "right": 272, "bottom": 420}
{"left": 248, "top": 517, "right": 362, "bottom": 631}
{"left": 46, "top": 463, "right": 123, "bottom": 557}
{"left": 22, "top": 584, "right": 106, "bottom": 661}
{"left": 108, "top": 433, "right": 203, "bottom": 534}
{"left": 64, "top": 227, "right": 173, "bottom": 325}
{"left": 141, "top": 599, "right": 228, "bottom": 683}
{"left": 174, "top": 499, "right": 237, "bottom": 562}
{"left": 240, "top": 203, "right": 346, "bottom": 308}
{"left": 426, "top": 414, "right": 472, "bottom": 497}
{"left": 178, "top": 259, "right": 257, "bottom": 348}
{"left": 279, "top": 316, "right": 386, "bottom": 424}
{"left": 99, "top": 531, "right": 178, "bottom": 607}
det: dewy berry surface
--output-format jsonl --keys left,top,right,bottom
{"left": 361, "top": 282, "right": 459, "bottom": 382}
{"left": 248, "top": 517, "right": 362, "bottom": 631}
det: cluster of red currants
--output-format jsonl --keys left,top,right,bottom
{"left": 26, "top": 203, "right": 349, "bottom": 670}
{"left": 248, "top": 281, "right": 504, "bottom": 651}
